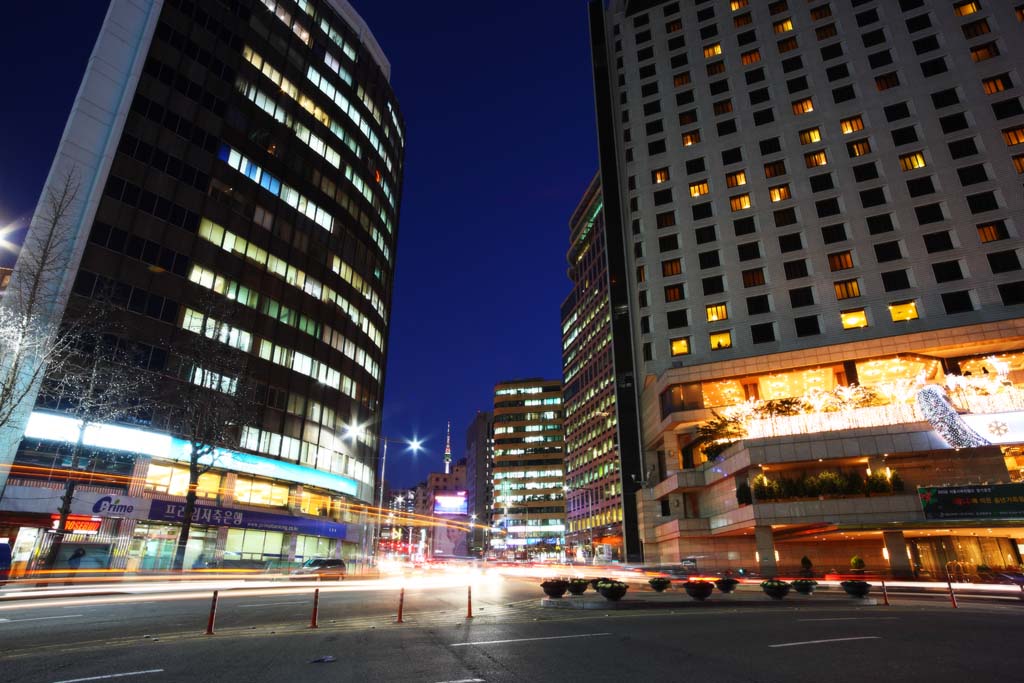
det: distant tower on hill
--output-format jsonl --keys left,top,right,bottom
{"left": 444, "top": 420, "right": 452, "bottom": 474}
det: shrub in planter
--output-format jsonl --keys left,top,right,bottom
{"left": 648, "top": 577, "right": 672, "bottom": 593}
{"left": 589, "top": 577, "right": 610, "bottom": 590}
{"left": 791, "top": 579, "right": 818, "bottom": 595}
{"left": 540, "top": 580, "right": 569, "bottom": 598}
{"left": 841, "top": 580, "right": 871, "bottom": 598}
{"left": 596, "top": 580, "right": 629, "bottom": 601}
{"left": 683, "top": 580, "right": 715, "bottom": 601}
{"left": 761, "top": 579, "right": 791, "bottom": 600}
{"left": 567, "top": 578, "right": 590, "bottom": 596}
{"left": 849, "top": 555, "right": 866, "bottom": 574}
{"left": 714, "top": 577, "right": 739, "bottom": 594}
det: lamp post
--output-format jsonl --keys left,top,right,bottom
{"left": 344, "top": 424, "right": 422, "bottom": 565}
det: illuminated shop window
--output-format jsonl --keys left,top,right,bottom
{"left": 888, "top": 300, "right": 919, "bottom": 322}
{"left": 145, "top": 463, "right": 221, "bottom": 499}
{"left": 840, "top": 308, "right": 868, "bottom": 329}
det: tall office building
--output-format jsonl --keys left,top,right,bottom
{"left": 491, "top": 379, "right": 566, "bottom": 560}
{"left": 590, "top": 0, "right": 1024, "bottom": 574}
{"left": 464, "top": 410, "right": 493, "bottom": 554}
{"left": 561, "top": 175, "right": 644, "bottom": 562}
{"left": 0, "top": 0, "right": 403, "bottom": 572}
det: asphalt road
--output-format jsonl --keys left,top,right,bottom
{"left": 1, "top": 578, "right": 1022, "bottom": 683}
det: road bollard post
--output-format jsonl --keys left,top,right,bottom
{"left": 395, "top": 586, "right": 405, "bottom": 624}
{"left": 310, "top": 588, "right": 320, "bottom": 629}
{"left": 206, "top": 590, "right": 219, "bottom": 635}
{"left": 881, "top": 580, "right": 890, "bottom": 606}
{"left": 466, "top": 585, "right": 473, "bottom": 619}
{"left": 947, "top": 578, "right": 959, "bottom": 609}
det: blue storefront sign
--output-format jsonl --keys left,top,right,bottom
{"left": 148, "top": 500, "right": 347, "bottom": 539}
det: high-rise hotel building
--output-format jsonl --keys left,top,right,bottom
{"left": 0, "top": 0, "right": 403, "bottom": 572}
{"left": 491, "top": 380, "right": 566, "bottom": 559}
{"left": 590, "top": 0, "right": 1024, "bottom": 575}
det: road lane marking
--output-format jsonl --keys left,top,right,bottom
{"left": 433, "top": 679, "right": 485, "bottom": 683}
{"left": 798, "top": 617, "right": 899, "bottom": 622}
{"left": 52, "top": 670, "right": 164, "bottom": 683}
{"left": 0, "top": 614, "right": 84, "bottom": 623}
{"left": 238, "top": 601, "right": 307, "bottom": 607}
{"left": 451, "top": 633, "right": 612, "bottom": 647}
{"left": 770, "top": 636, "right": 880, "bottom": 648}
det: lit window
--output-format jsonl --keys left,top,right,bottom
{"left": 653, "top": 167, "right": 670, "bottom": 184}
{"left": 674, "top": 72, "right": 691, "bottom": 87}
{"left": 710, "top": 331, "right": 733, "bottom": 350}
{"left": 726, "top": 170, "right": 747, "bottom": 187}
{"left": 1002, "top": 126, "right": 1024, "bottom": 146}
{"left": 769, "top": 184, "right": 792, "bottom": 202}
{"left": 665, "top": 285, "right": 684, "bottom": 302}
{"left": 773, "top": 18, "right": 794, "bottom": 34}
{"left": 970, "top": 42, "right": 999, "bottom": 62}
{"left": 706, "top": 303, "right": 728, "bottom": 322}
{"left": 834, "top": 278, "right": 861, "bottom": 300}
{"left": 841, "top": 309, "right": 868, "bottom": 329}
{"left": 741, "top": 49, "right": 762, "bottom": 65}
{"left": 953, "top": 1, "right": 980, "bottom": 17}
{"left": 799, "top": 127, "right": 821, "bottom": 144}
{"left": 764, "top": 161, "right": 787, "bottom": 178}
{"left": 636, "top": 266, "right": 646, "bottom": 283}
{"left": 662, "top": 259, "right": 682, "bottom": 276}
{"left": 704, "top": 43, "right": 723, "bottom": 58}
{"left": 670, "top": 337, "right": 691, "bottom": 356}
{"left": 730, "top": 0, "right": 749, "bottom": 11}
{"left": 828, "top": 251, "right": 854, "bottom": 271}
{"left": 888, "top": 300, "right": 919, "bottom": 322}
{"left": 689, "top": 181, "right": 710, "bottom": 197}
{"left": 804, "top": 150, "right": 828, "bottom": 168}
{"left": 792, "top": 98, "right": 814, "bottom": 115}
{"left": 840, "top": 115, "right": 864, "bottom": 134}
{"left": 1014, "top": 155, "right": 1024, "bottom": 174}
{"left": 982, "top": 74, "right": 1010, "bottom": 95}
{"left": 730, "top": 194, "right": 752, "bottom": 211}
{"left": 682, "top": 130, "right": 701, "bottom": 146}
{"left": 977, "top": 220, "right": 1009, "bottom": 242}
{"left": 898, "top": 152, "right": 927, "bottom": 171}
{"left": 847, "top": 139, "right": 872, "bottom": 157}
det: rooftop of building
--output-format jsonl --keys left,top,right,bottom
{"left": 327, "top": 0, "right": 391, "bottom": 81}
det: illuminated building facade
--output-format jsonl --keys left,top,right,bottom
{"left": 464, "top": 410, "right": 494, "bottom": 555}
{"left": 590, "top": 0, "right": 1024, "bottom": 575}
{"left": 0, "top": 0, "right": 403, "bottom": 573}
{"left": 491, "top": 379, "right": 566, "bottom": 559}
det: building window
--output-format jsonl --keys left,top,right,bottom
{"left": 769, "top": 184, "right": 792, "bottom": 202}
{"left": 670, "top": 337, "right": 691, "bottom": 356}
{"left": 784, "top": 259, "right": 809, "bottom": 279}
{"left": 778, "top": 37, "right": 799, "bottom": 53}
{"left": 840, "top": 309, "right": 868, "bottom": 329}
{"left": 662, "top": 259, "right": 682, "bottom": 276}
{"left": 799, "top": 127, "right": 822, "bottom": 144}
{"left": 656, "top": 211, "right": 676, "bottom": 228}
{"left": 709, "top": 331, "right": 732, "bottom": 350}
{"left": 652, "top": 167, "right": 670, "bottom": 183}
{"left": 834, "top": 278, "right": 861, "bottom": 299}
{"left": 726, "top": 170, "right": 747, "bottom": 187}
{"left": 664, "top": 285, "right": 684, "bottom": 302}
{"left": 743, "top": 267, "right": 766, "bottom": 287}
{"left": 941, "top": 290, "right": 975, "bottom": 314}
{"left": 794, "top": 315, "right": 821, "bottom": 337}
{"left": 898, "top": 151, "right": 927, "bottom": 170}
{"left": 674, "top": 72, "right": 691, "bottom": 87}
{"left": 970, "top": 42, "right": 999, "bottom": 62}
{"left": 804, "top": 150, "right": 828, "bottom": 168}
{"left": 953, "top": 1, "right": 980, "bottom": 17}
{"left": 741, "top": 49, "right": 761, "bottom": 64}
{"left": 636, "top": 266, "right": 646, "bottom": 283}
{"left": 706, "top": 303, "right": 728, "bottom": 322}
{"left": 682, "top": 130, "right": 701, "bottom": 146}
{"left": 828, "top": 251, "right": 854, "bottom": 271}
{"left": 792, "top": 98, "right": 814, "bottom": 115}
{"left": 875, "top": 72, "right": 900, "bottom": 91}
{"left": 840, "top": 115, "right": 865, "bottom": 134}
{"left": 1002, "top": 126, "right": 1024, "bottom": 146}
{"left": 704, "top": 43, "right": 723, "bottom": 58}
{"left": 773, "top": 18, "right": 795, "bottom": 34}
{"left": 730, "top": 0, "right": 749, "bottom": 9}
{"left": 730, "top": 194, "right": 752, "bottom": 211}
{"left": 689, "top": 181, "right": 710, "bottom": 197}
{"left": 847, "top": 139, "right": 872, "bottom": 157}
{"left": 887, "top": 300, "right": 918, "bottom": 321}
{"left": 977, "top": 220, "right": 1009, "bottom": 242}
{"left": 751, "top": 322, "right": 776, "bottom": 344}
{"left": 764, "top": 161, "right": 787, "bottom": 178}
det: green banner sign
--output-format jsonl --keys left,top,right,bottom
{"left": 919, "top": 484, "right": 1024, "bottom": 520}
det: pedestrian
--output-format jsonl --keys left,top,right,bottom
{"left": 68, "top": 547, "right": 86, "bottom": 570}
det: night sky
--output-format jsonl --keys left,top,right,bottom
{"left": 0, "top": 1, "right": 598, "bottom": 487}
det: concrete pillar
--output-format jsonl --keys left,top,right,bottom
{"left": 755, "top": 525, "right": 778, "bottom": 577}
{"left": 213, "top": 526, "right": 229, "bottom": 564}
{"left": 883, "top": 530, "right": 914, "bottom": 579}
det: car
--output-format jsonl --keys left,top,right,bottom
{"left": 290, "top": 558, "right": 346, "bottom": 580}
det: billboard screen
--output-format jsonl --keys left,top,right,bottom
{"left": 433, "top": 491, "right": 468, "bottom": 515}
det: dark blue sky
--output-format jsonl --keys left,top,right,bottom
{"left": 0, "top": 2, "right": 598, "bottom": 487}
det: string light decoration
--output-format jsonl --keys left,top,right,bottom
{"left": 915, "top": 385, "right": 991, "bottom": 448}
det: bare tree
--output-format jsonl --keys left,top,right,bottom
{"left": 0, "top": 171, "right": 83, "bottom": 471}
{"left": 37, "top": 300, "right": 158, "bottom": 569}
{"left": 164, "top": 294, "right": 258, "bottom": 570}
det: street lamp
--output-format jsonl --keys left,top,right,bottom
{"left": 344, "top": 423, "right": 423, "bottom": 563}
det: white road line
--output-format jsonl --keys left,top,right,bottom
{"left": 238, "top": 601, "right": 307, "bottom": 607}
{"left": 433, "top": 679, "right": 485, "bottom": 683}
{"left": 770, "top": 636, "right": 880, "bottom": 648}
{"left": 451, "top": 633, "right": 612, "bottom": 647}
{"left": 52, "top": 670, "right": 164, "bottom": 683}
{"left": 0, "top": 614, "right": 84, "bottom": 624}
{"left": 798, "top": 617, "right": 899, "bottom": 622}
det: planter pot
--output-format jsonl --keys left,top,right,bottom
{"left": 683, "top": 581, "right": 714, "bottom": 601}
{"left": 761, "top": 583, "right": 791, "bottom": 600}
{"left": 541, "top": 582, "right": 568, "bottom": 598}
{"left": 567, "top": 582, "right": 589, "bottom": 596}
{"left": 715, "top": 578, "right": 739, "bottom": 594}
{"left": 792, "top": 581, "right": 817, "bottom": 596}
{"left": 841, "top": 580, "right": 871, "bottom": 598}
{"left": 649, "top": 580, "right": 672, "bottom": 593}
{"left": 589, "top": 577, "right": 609, "bottom": 590}
{"left": 597, "top": 584, "right": 628, "bottom": 601}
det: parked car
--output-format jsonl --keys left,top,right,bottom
{"left": 290, "top": 558, "right": 346, "bottom": 580}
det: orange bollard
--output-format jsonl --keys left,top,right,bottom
{"left": 947, "top": 579, "right": 959, "bottom": 609}
{"left": 466, "top": 585, "right": 473, "bottom": 620}
{"left": 310, "top": 588, "right": 320, "bottom": 629}
{"left": 395, "top": 587, "right": 405, "bottom": 624}
{"left": 206, "top": 590, "right": 219, "bottom": 635}
{"left": 881, "top": 580, "right": 890, "bottom": 606}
